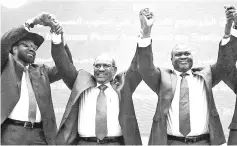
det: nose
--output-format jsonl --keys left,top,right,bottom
{"left": 180, "top": 54, "right": 187, "bottom": 59}
{"left": 98, "top": 65, "right": 105, "bottom": 71}
{"left": 29, "top": 47, "right": 36, "bottom": 52}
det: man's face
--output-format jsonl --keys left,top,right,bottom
{"left": 13, "top": 40, "right": 37, "bottom": 64}
{"left": 171, "top": 44, "right": 193, "bottom": 73}
{"left": 93, "top": 55, "right": 117, "bottom": 84}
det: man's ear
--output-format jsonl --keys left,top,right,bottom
{"left": 113, "top": 67, "right": 117, "bottom": 75}
{"left": 12, "top": 46, "right": 18, "bottom": 55}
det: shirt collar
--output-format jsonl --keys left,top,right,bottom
{"left": 173, "top": 69, "right": 192, "bottom": 77}
{"left": 14, "top": 59, "right": 29, "bottom": 69}
{"left": 97, "top": 82, "right": 112, "bottom": 89}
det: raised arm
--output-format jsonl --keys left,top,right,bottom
{"left": 51, "top": 35, "right": 78, "bottom": 89}
{"left": 137, "top": 8, "right": 161, "bottom": 93}
{"left": 211, "top": 6, "right": 237, "bottom": 87}
{"left": 45, "top": 42, "right": 74, "bottom": 83}
{"left": 30, "top": 13, "right": 74, "bottom": 84}
{"left": 123, "top": 47, "right": 142, "bottom": 93}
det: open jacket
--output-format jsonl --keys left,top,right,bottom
{"left": 1, "top": 25, "right": 72, "bottom": 144}
{"left": 51, "top": 42, "right": 142, "bottom": 145}
{"left": 221, "top": 36, "right": 237, "bottom": 144}
{"left": 136, "top": 37, "right": 237, "bottom": 145}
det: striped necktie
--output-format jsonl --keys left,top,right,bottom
{"left": 24, "top": 67, "right": 37, "bottom": 123}
{"left": 95, "top": 84, "right": 108, "bottom": 140}
{"left": 179, "top": 73, "right": 191, "bottom": 137}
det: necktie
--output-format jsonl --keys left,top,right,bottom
{"left": 95, "top": 84, "right": 108, "bottom": 140}
{"left": 24, "top": 67, "right": 37, "bottom": 123}
{"left": 179, "top": 73, "right": 191, "bottom": 137}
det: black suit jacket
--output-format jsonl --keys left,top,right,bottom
{"left": 220, "top": 35, "right": 237, "bottom": 145}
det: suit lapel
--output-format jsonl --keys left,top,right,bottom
{"left": 1, "top": 55, "right": 22, "bottom": 123}
{"left": 59, "top": 70, "right": 96, "bottom": 128}
{"left": 170, "top": 70, "right": 177, "bottom": 99}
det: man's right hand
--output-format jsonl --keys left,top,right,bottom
{"left": 139, "top": 8, "right": 155, "bottom": 38}
{"left": 225, "top": 6, "right": 236, "bottom": 25}
{"left": 26, "top": 12, "right": 58, "bottom": 31}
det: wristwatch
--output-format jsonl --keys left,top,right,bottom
{"left": 24, "top": 21, "right": 34, "bottom": 29}
{"left": 223, "top": 34, "right": 231, "bottom": 39}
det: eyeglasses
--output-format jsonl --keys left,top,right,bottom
{"left": 93, "top": 63, "right": 115, "bottom": 70}
{"left": 17, "top": 42, "right": 38, "bottom": 51}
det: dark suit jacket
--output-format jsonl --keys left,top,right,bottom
{"left": 1, "top": 25, "right": 72, "bottom": 144}
{"left": 136, "top": 38, "right": 235, "bottom": 145}
{"left": 220, "top": 36, "right": 237, "bottom": 144}
{"left": 52, "top": 42, "right": 142, "bottom": 145}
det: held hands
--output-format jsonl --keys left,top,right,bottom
{"left": 224, "top": 6, "right": 236, "bottom": 36}
{"left": 26, "top": 12, "right": 64, "bottom": 34}
{"left": 139, "top": 8, "right": 155, "bottom": 38}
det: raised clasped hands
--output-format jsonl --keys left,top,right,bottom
{"left": 28, "top": 12, "right": 63, "bottom": 34}
{"left": 139, "top": 8, "right": 155, "bottom": 38}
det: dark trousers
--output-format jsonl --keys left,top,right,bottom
{"left": 228, "top": 129, "right": 237, "bottom": 145}
{"left": 76, "top": 137, "right": 125, "bottom": 145}
{"left": 1, "top": 122, "right": 47, "bottom": 145}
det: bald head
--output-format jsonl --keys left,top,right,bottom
{"left": 171, "top": 44, "right": 193, "bottom": 73}
{"left": 171, "top": 44, "right": 191, "bottom": 59}
{"left": 94, "top": 53, "right": 116, "bottom": 67}
{"left": 93, "top": 53, "right": 117, "bottom": 84}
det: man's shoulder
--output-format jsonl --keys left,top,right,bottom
{"left": 75, "top": 69, "right": 95, "bottom": 82}
{"left": 192, "top": 66, "right": 211, "bottom": 73}
{"left": 158, "top": 67, "right": 173, "bottom": 74}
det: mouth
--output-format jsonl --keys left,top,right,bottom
{"left": 179, "top": 61, "right": 188, "bottom": 64}
{"left": 96, "top": 73, "right": 107, "bottom": 77}
{"left": 27, "top": 52, "right": 35, "bottom": 57}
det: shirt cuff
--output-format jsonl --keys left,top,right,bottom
{"left": 52, "top": 33, "right": 62, "bottom": 44}
{"left": 24, "top": 23, "right": 30, "bottom": 32}
{"left": 138, "top": 37, "right": 152, "bottom": 47}
{"left": 221, "top": 28, "right": 237, "bottom": 46}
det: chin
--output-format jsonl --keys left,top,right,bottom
{"left": 28, "top": 59, "right": 35, "bottom": 64}
{"left": 95, "top": 78, "right": 105, "bottom": 84}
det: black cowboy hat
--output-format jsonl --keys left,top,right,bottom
{"left": 11, "top": 27, "right": 44, "bottom": 52}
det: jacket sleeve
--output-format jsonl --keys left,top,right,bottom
{"left": 1, "top": 25, "right": 30, "bottom": 72}
{"left": 223, "top": 67, "right": 237, "bottom": 94}
{"left": 123, "top": 47, "right": 142, "bottom": 93}
{"left": 51, "top": 42, "right": 78, "bottom": 89}
{"left": 137, "top": 42, "right": 161, "bottom": 93}
{"left": 211, "top": 35, "right": 237, "bottom": 87}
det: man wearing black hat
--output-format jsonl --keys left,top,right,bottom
{"left": 1, "top": 13, "right": 71, "bottom": 145}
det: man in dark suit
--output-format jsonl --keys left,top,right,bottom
{"left": 51, "top": 27, "right": 142, "bottom": 144}
{"left": 223, "top": 67, "right": 237, "bottom": 145}
{"left": 1, "top": 13, "right": 71, "bottom": 145}
{"left": 136, "top": 8, "right": 237, "bottom": 145}
{"left": 221, "top": 6, "right": 237, "bottom": 145}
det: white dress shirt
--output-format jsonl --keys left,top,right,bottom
{"left": 77, "top": 83, "right": 122, "bottom": 137}
{"left": 167, "top": 70, "right": 209, "bottom": 136}
{"left": 138, "top": 30, "right": 237, "bottom": 137}
{"left": 8, "top": 65, "right": 41, "bottom": 122}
